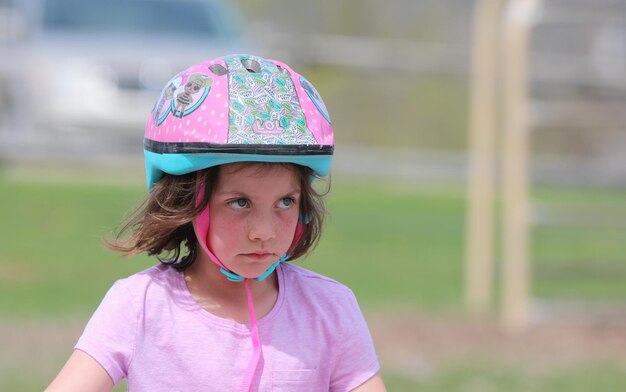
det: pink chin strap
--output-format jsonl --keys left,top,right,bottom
{"left": 192, "top": 173, "right": 304, "bottom": 391}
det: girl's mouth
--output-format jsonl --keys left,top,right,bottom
{"left": 241, "top": 252, "right": 273, "bottom": 261}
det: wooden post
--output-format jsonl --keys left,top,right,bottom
{"left": 465, "top": 0, "right": 503, "bottom": 316}
{"left": 500, "top": 0, "right": 539, "bottom": 332}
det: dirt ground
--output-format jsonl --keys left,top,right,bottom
{"left": 2, "top": 310, "right": 626, "bottom": 386}
{"left": 367, "top": 310, "right": 626, "bottom": 381}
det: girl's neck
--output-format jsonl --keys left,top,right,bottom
{"left": 182, "top": 253, "right": 279, "bottom": 323}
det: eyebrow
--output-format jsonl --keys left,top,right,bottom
{"left": 215, "top": 188, "right": 301, "bottom": 198}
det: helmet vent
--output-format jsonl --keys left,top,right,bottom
{"left": 208, "top": 64, "right": 228, "bottom": 76}
{"left": 241, "top": 58, "right": 262, "bottom": 73}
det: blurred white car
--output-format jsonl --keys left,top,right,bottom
{"left": 0, "top": 0, "right": 248, "bottom": 159}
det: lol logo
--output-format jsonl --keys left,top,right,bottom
{"left": 252, "top": 119, "right": 284, "bottom": 134}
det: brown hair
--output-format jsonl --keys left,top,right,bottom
{"left": 106, "top": 163, "right": 328, "bottom": 271}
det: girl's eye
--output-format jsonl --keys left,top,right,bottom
{"left": 277, "top": 197, "right": 295, "bottom": 209}
{"left": 228, "top": 199, "right": 249, "bottom": 209}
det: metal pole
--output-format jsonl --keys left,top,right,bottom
{"left": 465, "top": 0, "right": 503, "bottom": 316}
{"left": 500, "top": 0, "right": 539, "bottom": 332}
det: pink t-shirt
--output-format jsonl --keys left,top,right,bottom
{"left": 75, "top": 263, "right": 380, "bottom": 391}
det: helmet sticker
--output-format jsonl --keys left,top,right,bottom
{"left": 170, "top": 73, "right": 212, "bottom": 120}
{"left": 225, "top": 56, "right": 317, "bottom": 145}
{"left": 152, "top": 77, "right": 181, "bottom": 125}
{"left": 152, "top": 73, "right": 212, "bottom": 125}
{"left": 299, "top": 76, "right": 331, "bottom": 124}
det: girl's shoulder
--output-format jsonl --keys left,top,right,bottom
{"left": 278, "top": 263, "right": 369, "bottom": 334}
{"left": 279, "top": 263, "right": 358, "bottom": 305}
{"left": 112, "top": 263, "right": 179, "bottom": 295}
{"left": 280, "top": 263, "right": 349, "bottom": 289}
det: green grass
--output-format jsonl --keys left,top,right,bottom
{"left": 307, "top": 180, "right": 466, "bottom": 309}
{"left": 531, "top": 187, "right": 626, "bottom": 300}
{"left": 0, "top": 176, "right": 154, "bottom": 316}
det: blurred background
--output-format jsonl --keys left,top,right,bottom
{"left": 0, "top": 0, "right": 625, "bottom": 390}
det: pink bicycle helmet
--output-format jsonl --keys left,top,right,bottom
{"left": 144, "top": 54, "right": 333, "bottom": 189}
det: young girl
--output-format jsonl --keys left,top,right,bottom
{"left": 46, "top": 54, "right": 386, "bottom": 392}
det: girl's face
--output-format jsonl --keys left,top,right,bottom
{"left": 207, "top": 163, "right": 300, "bottom": 279}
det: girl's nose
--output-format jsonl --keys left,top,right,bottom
{"left": 248, "top": 212, "right": 276, "bottom": 242}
